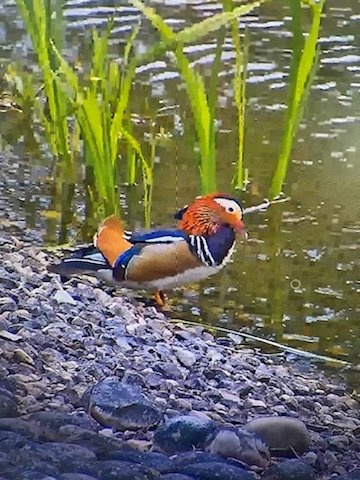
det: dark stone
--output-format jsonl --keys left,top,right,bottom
{"left": 8, "top": 441, "right": 97, "bottom": 475}
{"left": 153, "top": 415, "right": 217, "bottom": 455}
{"left": 0, "top": 418, "right": 39, "bottom": 439}
{"left": 0, "top": 396, "right": 17, "bottom": 418}
{"left": 0, "top": 381, "right": 15, "bottom": 399}
{"left": 61, "top": 475, "right": 100, "bottom": 480}
{"left": 0, "top": 452, "right": 8, "bottom": 463}
{"left": 0, "top": 430, "right": 30, "bottom": 452}
{"left": 93, "top": 460, "right": 162, "bottom": 479}
{"left": 179, "top": 462, "right": 255, "bottom": 480}
{"left": 6, "top": 464, "right": 60, "bottom": 479}
{"left": 89, "top": 377, "right": 163, "bottom": 431}
{"left": 55, "top": 424, "right": 126, "bottom": 456}
{"left": 261, "top": 459, "right": 315, "bottom": 480}
{"left": 163, "top": 451, "right": 245, "bottom": 473}
{"left": 161, "top": 475, "right": 194, "bottom": 480}
{"left": 29, "top": 411, "right": 96, "bottom": 440}
{"left": 107, "top": 449, "right": 173, "bottom": 471}
{"left": 0, "top": 277, "right": 17, "bottom": 290}
{"left": 0, "top": 452, "right": 14, "bottom": 476}
{"left": 335, "top": 471, "right": 360, "bottom": 480}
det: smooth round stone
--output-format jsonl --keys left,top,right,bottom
{"left": 61, "top": 475, "right": 99, "bottom": 480}
{"left": 107, "top": 449, "right": 173, "bottom": 471}
{"left": 179, "top": 461, "right": 255, "bottom": 480}
{"left": 0, "top": 430, "right": 29, "bottom": 452}
{"left": 335, "top": 471, "right": 360, "bottom": 480}
{"left": 0, "top": 394, "right": 17, "bottom": 418}
{"left": 205, "top": 426, "right": 270, "bottom": 468}
{"left": 153, "top": 415, "right": 217, "bottom": 455}
{"left": 163, "top": 451, "right": 251, "bottom": 475}
{"left": 8, "top": 441, "right": 97, "bottom": 475}
{"left": 244, "top": 417, "right": 310, "bottom": 456}
{"left": 89, "top": 377, "right": 163, "bottom": 431}
{"left": 12, "top": 464, "right": 60, "bottom": 479}
{"left": 161, "top": 475, "right": 194, "bottom": 480}
{"left": 29, "top": 411, "right": 95, "bottom": 441}
{"left": 261, "top": 459, "right": 315, "bottom": 480}
{"left": 93, "top": 460, "right": 161, "bottom": 479}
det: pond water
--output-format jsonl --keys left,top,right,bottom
{"left": 0, "top": 1, "right": 359, "bottom": 381}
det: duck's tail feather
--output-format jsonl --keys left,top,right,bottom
{"left": 48, "top": 215, "right": 132, "bottom": 280}
{"left": 47, "top": 245, "right": 110, "bottom": 279}
{"left": 93, "top": 215, "right": 132, "bottom": 267}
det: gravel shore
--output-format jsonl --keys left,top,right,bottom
{"left": 0, "top": 230, "right": 359, "bottom": 480}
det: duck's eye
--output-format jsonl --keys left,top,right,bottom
{"left": 228, "top": 207, "right": 235, "bottom": 212}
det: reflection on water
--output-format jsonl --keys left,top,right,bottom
{"left": 0, "top": 0, "right": 359, "bottom": 378}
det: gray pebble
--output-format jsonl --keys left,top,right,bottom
{"left": 244, "top": 416, "right": 310, "bottom": 456}
{"left": 205, "top": 426, "right": 270, "bottom": 467}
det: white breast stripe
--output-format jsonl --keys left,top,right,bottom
{"left": 189, "top": 235, "right": 217, "bottom": 267}
{"left": 199, "top": 236, "right": 216, "bottom": 266}
{"left": 141, "top": 236, "right": 184, "bottom": 243}
{"left": 196, "top": 236, "right": 207, "bottom": 264}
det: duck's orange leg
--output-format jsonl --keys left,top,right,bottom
{"left": 154, "top": 290, "right": 167, "bottom": 307}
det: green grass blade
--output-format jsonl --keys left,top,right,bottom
{"left": 176, "top": 1, "right": 264, "bottom": 44}
{"left": 270, "top": 0, "right": 325, "bottom": 198}
{"left": 131, "top": 0, "right": 175, "bottom": 41}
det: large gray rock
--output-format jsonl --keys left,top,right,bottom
{"left": 179, "top": 461, "right": 255, "bottom": 480}
{"left": 107, "top": 449, "right": 173, "bottom": 471}
{"left": 153, "top": 415, "right": 216, "bottom": 455}
{"left": 244, "top": 417, "right": 310, "bottom": 456}
{"left": 335, "top": 472, "right": 360, "bottom": 480}
{"left": 29, "top": 411, "right": 96, "bottom": 441}
{"left": 89, "top": 377, "right": 163, "bottom": 431}
{"left": 93, "top": 460, "right": 161, "bottom": 479}
{"left": 61, "top": 475, "right": 99, "bottom": 480}
{"left": 163, "top": 451, "right": 245, "bottom": 472}
{"left": 0, "top": 395, "right": 17, "bottom": 418}
{"left": 0, "top": 430, "right": 29, "bottom": 452}
{"left": 160, "top": 475, "right": 194, "bottom": 480}
{"left": 8, "top": 441, "right": 97, "bottom": 475}
{"left": 261, "top": 459, "right": 315, "bottom": 480}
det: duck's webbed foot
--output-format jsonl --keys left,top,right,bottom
{"left": 154, "top": 290, "right": 167, "bottom": 307}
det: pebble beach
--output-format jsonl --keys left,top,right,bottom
{"left": 0, "top": 229, "right": 359, "bottom": 480}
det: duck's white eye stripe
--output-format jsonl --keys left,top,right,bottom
{"left": 214, "top": 198, "right": 242, "bottom": 215}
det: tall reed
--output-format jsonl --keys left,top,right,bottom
{"left": 16, "top": 0, "right": 72, "bottom": 177}
{"left": 131, "top": 0, "right": 263, "bottom": 194}
{"left": 270, "top": 0, "right": 325, "bottom": 198}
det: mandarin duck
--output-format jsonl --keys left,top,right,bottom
{"left": 48, "top": 193, "right": 246, "bottom": 306}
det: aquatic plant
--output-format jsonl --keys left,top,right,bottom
{"left": 131, "top": 0, "right": 263, "bottom": 194}
{"left": 10, "top": 0, "right": 325, "bottom": 234}
{"left": 15, "top": 0, "right": 72, "bottom": 176}
{"left": 270, "top": 0, "right": 325, "bottom": 198}
{"left": 14, "top": 0, "right": 153, "bottom": 225}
